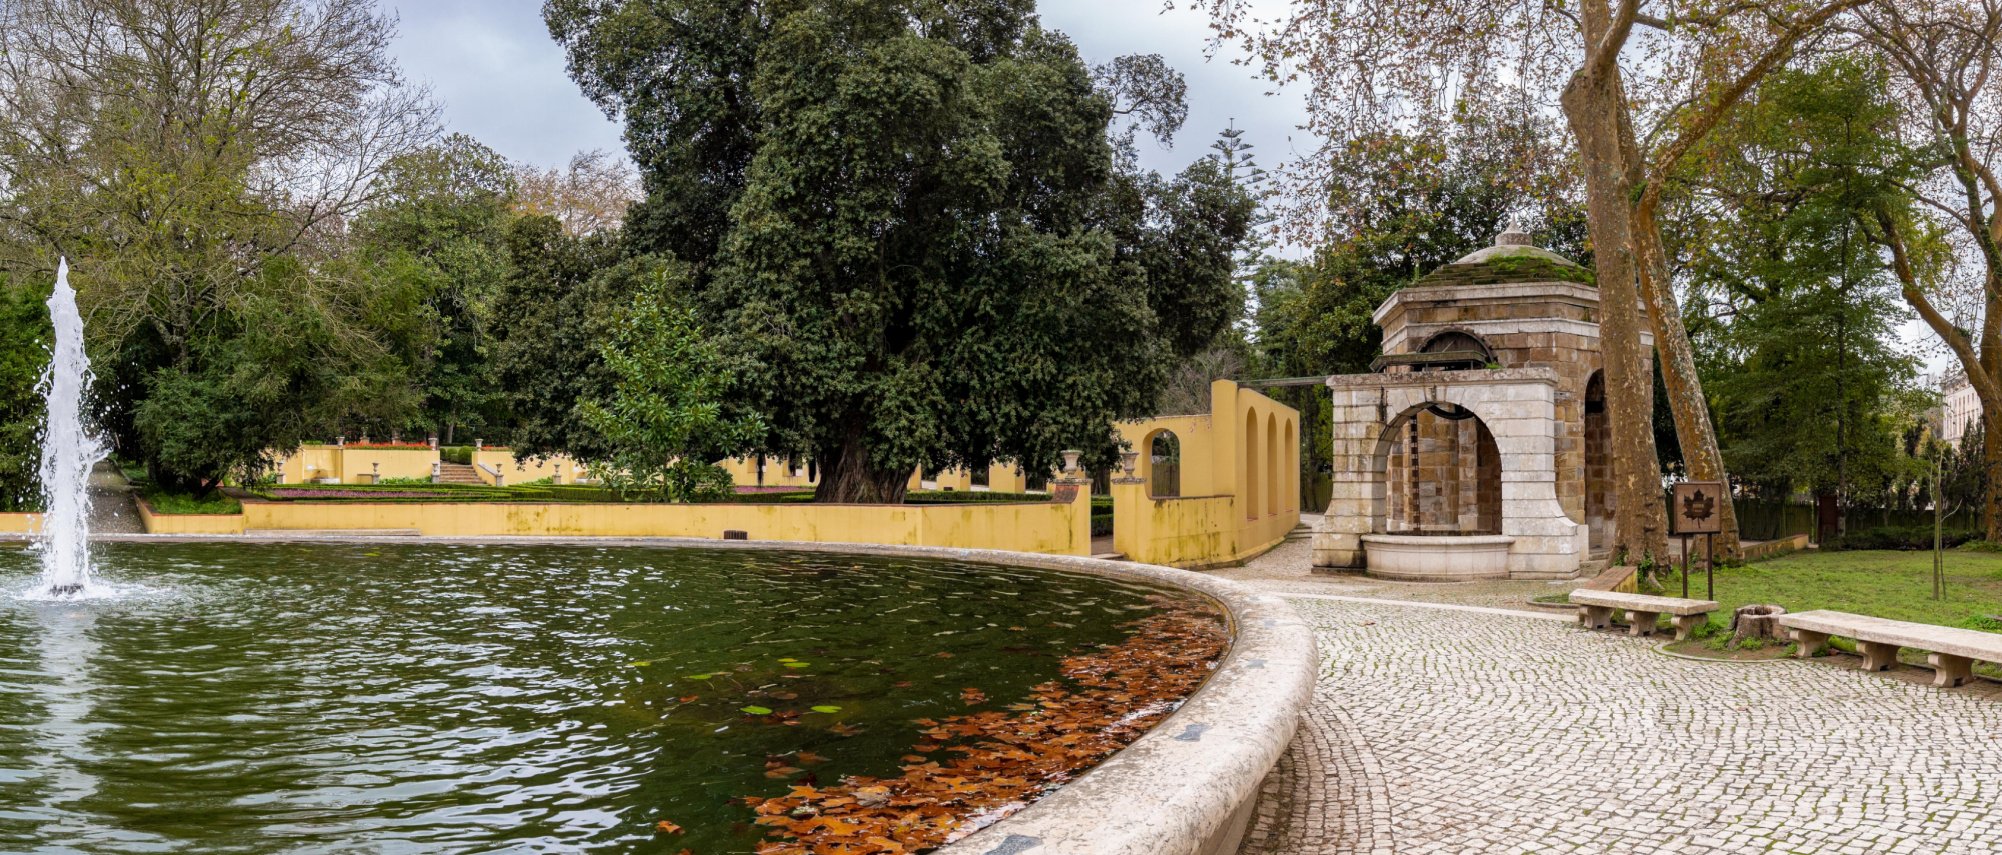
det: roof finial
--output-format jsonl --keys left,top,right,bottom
{"left": 1496, "top": 213, "right": 1532, "bottom": 247}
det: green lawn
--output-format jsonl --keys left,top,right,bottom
{"left": 1678, "top": 549, "right": 2002, "bottom": 632}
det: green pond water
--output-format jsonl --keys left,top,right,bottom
{"left": 0, "top": 542, "right": 1200, "bottom": 853}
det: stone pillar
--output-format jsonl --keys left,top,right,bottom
{"left": 1054, "top": 450, "right": 1094, "bottom": 557}
{"left": 1314, "top": 388, "right": 1382, "bottom": 570}
{"left": 1471, "top": 385, "right": 1586, "bottom": 579}
{"left": 1110, "top": 451, "right": 1147, "bottom": 562}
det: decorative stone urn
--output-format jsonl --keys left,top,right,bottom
{"left": 1361, "top": 534, "right": 1515, "bottom": 582}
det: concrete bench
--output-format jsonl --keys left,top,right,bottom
{"left": 1779, "top": 610, "right": 2002, "bottom": 688}
{"left": 1570, "top": 590, "right": 1719, "bottom": 641}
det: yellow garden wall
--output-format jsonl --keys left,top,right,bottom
{"left": 0, "top": 513, "right": 40, "bottom": 534}
{"left": 921, "top": 462, "right": 1030, "bottom": 493}
{"left": 1111, "top": 381, "right": 1300, "bottom": 568}
{"left": 136, "top": 498, "right": 246, "bottom": 535}
{"left": 238, "top": 482, "right": 1094, "bottom": 555}
{"left": 719, "top": 456, "right": 818, "bottom": 489}
{"left": 272, "top": 445, "right": 438, "bottom": 484}
{"left": 474, "top": 449, "right": 588, "bottom": 485}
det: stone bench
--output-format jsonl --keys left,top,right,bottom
{"left": 1571, "top": 590, "right": 1719, "bottom": 641}
{"left": 1779, "top": 610, "right": 2002, "bottom": 688}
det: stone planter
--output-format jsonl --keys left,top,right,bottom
{"left": 1362, "top": 533, "right": 1515, "bottom": 582}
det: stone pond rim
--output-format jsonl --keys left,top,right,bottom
{"left": 31, "top": 533, "right": 1319, "bottom": 855}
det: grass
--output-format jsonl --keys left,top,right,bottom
{"left": 1681, "top": 549, "right": 2002, "bottom": 633}
{"left": 141, "top": 490, "right": 242, "bottom": 515}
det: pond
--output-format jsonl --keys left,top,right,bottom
{"left": 0, "top": 542, "right": 1223, "bottom": 853}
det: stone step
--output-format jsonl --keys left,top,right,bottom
{"left": 435, "top": 462, "right": 485, "bottom": 485}
{"left": 1091, "top": 552, "right": 1128, "bottom": 561}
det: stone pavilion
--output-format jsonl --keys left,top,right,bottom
{"left": 1312, "top": 219, "right": 1634, "bottom": 580}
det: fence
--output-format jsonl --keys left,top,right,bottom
{"left": 1728, "top": 499, "right": 1981, "bottom": 542}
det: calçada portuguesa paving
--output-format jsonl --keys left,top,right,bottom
{"left": 1220, "top": 534, "right": 2002, "bottom": 855}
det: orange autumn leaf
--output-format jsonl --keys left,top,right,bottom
{"left": 744, "top": 596, "right": 1226, "bottom": 855}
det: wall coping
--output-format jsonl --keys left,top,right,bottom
{"left": 1372, "top": 279, "right": 1603, "bottom": 325}
{"left": 15, "top": 535, "right": 1316, "bottom": 855}
{"left": 1324, "top": 366, "right": 1561, "bottom": 389}
{"left": 1363, "top": 533, "right": 1515, "bottom": 547}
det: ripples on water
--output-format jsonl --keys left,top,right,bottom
{"left": 0, "top": 543, "right": 1191, "bottom": 853}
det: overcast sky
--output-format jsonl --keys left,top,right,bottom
{"left": 383, "top": 1, "right": 1310, "bottom": 206}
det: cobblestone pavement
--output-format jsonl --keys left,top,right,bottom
{"left": 1237, "top": 594, "right": 2002, "bottom": 854}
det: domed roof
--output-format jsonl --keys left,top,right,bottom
{"left": 1413, "top": 216, "right": 1593, "bottom": 288}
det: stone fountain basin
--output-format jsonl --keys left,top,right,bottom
{"left": 1362, "top": 533, "right": 1515, "bottom": 582}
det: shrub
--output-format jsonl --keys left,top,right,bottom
{"left": 142, "top": 490, "right": 242, "bottom": 515}
{"left": 440, "top": 446, "right": 473, "bottom": 465}
{"left": 1829, "top": 525, "right": 1980, "bottom": 551}
{"left": 1091, "top": 512, "right": 1113, "bottom": 537}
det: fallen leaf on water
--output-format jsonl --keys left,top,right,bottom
{"left": 744, "top": 597, "right": 1227, "bottom": 855}
{"left": 654, "top": 820, "right": 683, "bottom": 835}
{"left": 741, "top": 705, "right": 774, "bottom": 716}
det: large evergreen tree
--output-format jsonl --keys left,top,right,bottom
{"left": 548, "top": 0, "right": 1255, "bottom": 502}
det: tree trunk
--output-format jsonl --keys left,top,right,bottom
{"left": 1631, "top": 201, "right": 1743, "bottom": 560}
{"left": 813, "top": 426, "right": 912, "bottom": 504}
{"left": 1986, "top": 403, "right": 2002, "bottom": 541}
{"left": 1562, "top": 64, "right": 1670, "bottom": 565}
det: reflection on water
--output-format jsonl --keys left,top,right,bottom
{"left": 0, "top": 543, "right": 1190, "bottom": 853}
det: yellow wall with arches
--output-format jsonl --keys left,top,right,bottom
{"left": 1111, "top": 380, "right": 1300, "bottom": 568}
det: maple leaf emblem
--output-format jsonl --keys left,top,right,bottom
{"left": 1682, "top": 489, "right": 1716, "bottom": 522}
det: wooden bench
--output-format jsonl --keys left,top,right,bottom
{"left": 1779, "top": 610, "right": 2002, "bottom": 688}
{"left": 1570, "top": 590, "right": 1719, "bottom": 641}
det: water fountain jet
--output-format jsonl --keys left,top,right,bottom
{"left": 36, "top": 258, "right": 106, "bottom": 597}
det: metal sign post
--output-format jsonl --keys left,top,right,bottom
{"left": 1670, "top": 482, "right": 1726, "bottom": 600}
{"left": 1681, "top": 534, "right": 1691, "bottom": 598}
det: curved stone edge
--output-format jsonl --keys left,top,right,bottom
{"left": 917, "top": 551, "right": 1318, "bottom": 855}
{"left": 63, "top": 533, "right": 1318, "bottom": 855}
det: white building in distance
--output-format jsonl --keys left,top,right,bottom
{"left": 1940, "top": 370, "right": 1982, "bottom": 447}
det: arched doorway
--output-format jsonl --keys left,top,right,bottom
{"left": 1283, "top": 418, "right": 1296, "bottom": 512}
{"left": 1376, "top": 402, "right": 1502, "bottom": 535}
{"left": 1145, "top": 430, "right": 1181, "bottom": 498}
{"left": 1266, "top": 413, "right": 1279, "bottom": 517}
{"left": 1245, "top": 409, "right": 1261, "bottom": 519}
{"left": 1584, "top": 370, "right": 1611, "bottom": 552}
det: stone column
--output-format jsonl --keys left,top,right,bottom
{"left": 1313, "top": 386, "right": 1383, "bottom": 570}
{"left": 1110, "top": 451, "right": 1147, "bottom": 563}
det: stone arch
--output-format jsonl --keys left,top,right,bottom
{"left": 1143, "top": 428, "right": 1181, "bottom": 499}
{"left": 1320, "top": 372, "right": 1587, "bottom": 578}
{"left": 1283, "top": 417, "right": 1297, "bottom": 512}
{"left": 1266, "top": 412, "right": 1279, "bottom": 517}
{"left": 1419, "top": 329, "right": 1495, "bottom": 367}
{"left": 1371, "top": 401, "right": 1501, "bottom": 536}
{"left": 1245, "top": 408, "right": 1262, "bottom": 519}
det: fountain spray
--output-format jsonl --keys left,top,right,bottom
{"left": 36, "top": 258, "right": 106, "bottom": 597}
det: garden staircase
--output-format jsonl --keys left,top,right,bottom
{"left": 435, "top": 462, "right": 485, "bottom": 485}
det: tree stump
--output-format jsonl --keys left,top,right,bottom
{"left": 1730, "top": 604, "right": 1788, "bottom": 644}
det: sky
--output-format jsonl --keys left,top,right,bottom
{"left": 382, "top": 0, "right": 1311, "bottom": 210}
